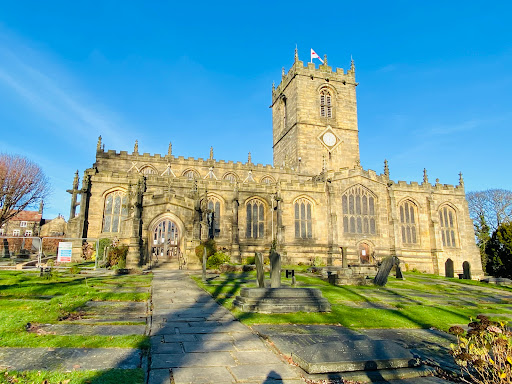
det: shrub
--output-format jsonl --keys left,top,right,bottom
{"left": 98, "top": 238, "right": 112, "bottom": 262}
{"left": 313, "top": 256, "right": 325, "bottom": 267}
{"left": 69, "top": 265, "right": 81, "bottom": 275}
{"left": 107, "top": 245, "right": 128, "bottom": 268}
{"left": 244, "top": 256, "right": 256, "bottom": 265}
{"left": 449, "top": 315, "right": 512, "bottom": 383}
{"left": 206, "top": 251, "right": 230, "bottom": 269}
{"left": 195, "top": 239, "right": 217, "bottom": 262}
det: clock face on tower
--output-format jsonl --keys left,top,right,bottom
{"left": 322, "top": 132, "right": 337, "bottom": 147}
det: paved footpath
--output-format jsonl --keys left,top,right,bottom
{"left": 148, "top": 270, "right": 304, "bottom": 384}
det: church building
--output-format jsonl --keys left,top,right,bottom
{"left": 66, "top": 51, "right": 483, "bottom": 278}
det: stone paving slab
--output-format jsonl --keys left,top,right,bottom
{"left": 151, "top": 352, "right": 237, "bottom": 369}
{"left": 38, "top": 323, "right": 146, "bottom": 336}
{"left": 0, "top": 348, "right": 142, "bottom": 371}
{"left": 230, "top": 364, "right": 299, "bottom": 381}
{"left": 171, "top": 366, "right": 234, "bottom": 384}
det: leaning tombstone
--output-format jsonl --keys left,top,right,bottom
{"left": 270, "top": 250, "right": 281, "bottom": 288}
{"left": 255, "top": 252, "right": 265, "bottom": 288}
{"left": 374, "top": 256, "right": 396, "bottom": 286}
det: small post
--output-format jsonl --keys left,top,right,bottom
{"left": 255, "top": 252, "right": 264, "bottom": 288}
{"left": 341, "top": 247, "right": 348, "bottom": 268}
{"left": 202, "top": 247, "right": 207, "bottom": 282}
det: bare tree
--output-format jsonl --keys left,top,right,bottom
{"left": 467, "top": 189, "right": 512, "bottom": 231}
{"left": 0, "top": 154, "right": 50, "bottom": 227}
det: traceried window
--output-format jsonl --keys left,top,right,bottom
{"left": 342, "top": 186, "right": 377, "bottom": 235}
{"left": 246, "top": 199, "right": 265, "bottom": 238}
{"left": 400, "top": 200, "right": 418, "bottom": 245}
{"left": 183, "top": 169, "right": 199, "bottom": 179}
{"left": 207, "top": 197, "right": 221, "bottom": 238}
{"left": 439, "top": 205, "right": 457, "bottom": 247}
{"left": 0, "top": 228, "right": 4, "bottom": 236}
{"left": 261, "top": 176, "right": 274, "bottom": 185}
{"left": 140, "top": 166, "right": 156, "bottom": 175}
{"left": 13, "top": 229, "right": 20, "bottom": 236}
{"left": 320, "top": 89, "right": 332, "bottom": 118}
{"left": 24, "top": 230, "right": 32, "bottom": 237}
{"left": 223, "top": 173, "right": 237, "bottom": 183}
{"left": 295, "top": 198, "right": 312, "bottom": 239}
{"left": 102, "top": 190, "right": 128, "bottom": 233}
{"left": 20, "top": 221, "right": 27, "bottom": 227}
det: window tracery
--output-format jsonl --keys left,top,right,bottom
{"left": 102, "top": 190, "right": 128, "bottom": 233}
{"left": 260, "top": 176, "right": 274, "bottom": 185}
{"left": 183, "top": 169, "right": 200, "bottom": 179}
{"left": 207, "top": 196, "right": 221, "bottom": 238}
{"left": 439, "top": 205, "right": 457, "bottom": 247}
{"left": 342, "top": 186, "right": 377, "bottom": 235}
{"left": 399, "top": 200, "right": 418, "bottom": 245}
{"left": 294, "top": 198, "right": 312, "bottom": 238}
{"left": 246, "top": 199, "right": 265, "bottom": 238}
{"left": 320, "top": 89, "right": 332, "bottom": 118}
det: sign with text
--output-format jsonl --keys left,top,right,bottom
{"left": 57, "top": 242, "right": 73, "bottom": 263}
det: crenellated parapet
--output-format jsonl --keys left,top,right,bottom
{"left": 272, "top": 58, "right": 357, "bottom": 106}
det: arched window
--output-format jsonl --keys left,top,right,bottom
{"left": 439, "top": 205, "right": 457, "bottom": 247}
{"left": 295, "top": 198, "right": 312, "bottom": 238}
{"left": 140, "top": 166, "right": 156, "bottom": 175}
{"left": 223, "top": 173, "right": 238, "bottom": 183}
{"left": 342, "top": 186, "right": 377, "bottom": 235}
{"left": 207, "top": 197, "right": 221, "bottom": 238}
{"left": 102, "top": 190, "right": 128, "bottom": 233}
{"left": 246, "top": 199, "right": 265, "bottom": 238}
{"left": 261, "top": 176, "right": 274, "bottom": 185}
{"left": 320, "top": 89, "right": 332, "bottom": 118}
{"left": 399, "top": 200, "right": 418, "bottom": 245}
{"left": 183, "top": 169, "right": 199, "bottom": 179}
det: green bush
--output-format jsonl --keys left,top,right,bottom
{"left": 244, "top": 256, "right": 256, "bottom": 265}
{"left": 195, "top": 239, "right": 217, "bottom": 262}
{"left": 206, "top": 251, "right": 230, "bottom": 269}
{"left": 69, "top": 265, "right": 81, "bottom": 275}
{"left": 449, "top": 315, "right": 512, "bottom": 383}
{"left": 107, "top": 245, "right": 128, "bottom": 268}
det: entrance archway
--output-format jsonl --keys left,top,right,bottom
{"left": 152, "top": 219, "right": 181, "bottom": 261}
{"left": 358, "top": 243, "right": 372, "bottom": 264}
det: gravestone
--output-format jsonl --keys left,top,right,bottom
{"left": 395, "top": 263, "right": 404, "bottom": 280}
{"left": 462, "top": 261, "right": 471, "bottom": 280}
{"left": 270, "top": 250, "right": 281, "bottom": 288}
{"left": 202, "top": 247, "right": 207, "bottom": 282}
{"left": 445, "top": 258, "right": 454, "bottom": 278}
{"left": 255, "top": 252, "right": 264, "bottom": 288}
{"left": 374, "top": 256, "right": 399, "bottom": 286}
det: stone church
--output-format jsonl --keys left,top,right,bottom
{"left": 66, "top": 51, "right": 483, "bottom": 277}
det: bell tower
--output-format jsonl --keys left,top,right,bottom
{"left": 271, "top": 49, "right": 360, "bottom": 175}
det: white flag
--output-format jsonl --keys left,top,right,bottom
{"left": 311, "top": 48, "right": 324, "bottom": 64}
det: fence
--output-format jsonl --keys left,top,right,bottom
{"left": 0, "top": 236, "right": 103, "bottom": 270}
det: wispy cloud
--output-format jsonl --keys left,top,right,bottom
{"left": 0, "top": 29, "right": 133, "bottom": 150}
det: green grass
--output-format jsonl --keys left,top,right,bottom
{"left": 0, "top": 368, "right": 144, "bottom": 384}
{"left": 192, "top": 270, "right": 512, "bottom": 331}
{"left": 0, "top": 271, "right": 151, "bottom": 349}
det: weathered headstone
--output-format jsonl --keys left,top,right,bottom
{"left": 374, "top": 256, "right": 398, "bottom": 286}
{"left": 445, "top": 258, "right": 454, "bottom": 278}
{"left": 395, "top": 263, "right": 404, "bottom": 280}
{"left": 462, "top": 261, "right": 471, "bottom": 280}
{"left": 341, "top": 247, "right": 348, "bottom": 268}
{"left": 202, "top": 247, "right": 207, "bottom": 282}
{"left": 255, "top": 252, "right": 264, "bottom": 288}
{"left": 270, "top": 250, "right": 281, "bottom": 288}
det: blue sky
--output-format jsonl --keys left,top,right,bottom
{"left": 0, "top": 1, "right": 511, "bottom": 219}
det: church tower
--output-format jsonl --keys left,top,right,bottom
{"left": 271, "top": 50, "right": 360, "bottom": 175}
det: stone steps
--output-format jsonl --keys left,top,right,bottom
{"left": 233, "top": 287, "right": 331, "bottom": 313}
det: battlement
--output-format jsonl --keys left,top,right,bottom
{"left": 272, "top": 57, "right": 356, "bottom": 104}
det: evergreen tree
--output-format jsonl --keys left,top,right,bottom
{"left": 485, "top": 221, "right": 512, "bottom": 277}
{"left": 474, "top": 213, "right": 490, "bottom": 271}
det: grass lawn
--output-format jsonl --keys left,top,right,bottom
{"left": 192, "top": 270, "right": 512, "bottom": 331}
{"left": 0, "top": 368, "right": 144, "bottom": 384}
{"left": 0, "top": 270, "right": 151, "bottom": 349}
